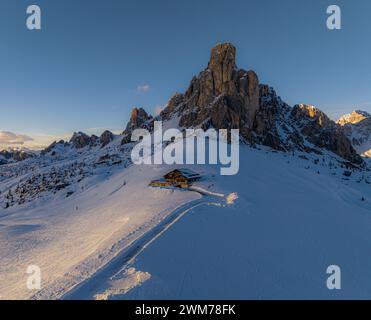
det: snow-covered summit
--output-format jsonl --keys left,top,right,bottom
{"left": 337, "top": 110, "right": 371, "bottom": 157}
{"left": 338, "top": 110, "right": 371, "bottom": 125}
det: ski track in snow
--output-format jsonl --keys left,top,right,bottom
{"left": 62, "top": 195, "right": 224, "bottom": 300}
{"left": 1, "top": 142, "right": 371, "bottom": 300}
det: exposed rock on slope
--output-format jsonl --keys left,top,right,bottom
{"left": 70, "top": 132, "right": 94, "bottom": 149}
{"left": 159, "top": 43, "right": 362, "bottom": 165}
{"left": 121, "top": 107, "right": 154, "bottom": 145}
{"left": 125, "top": 107, "right": 153, "bottom": 133}
{"left": 338, "top": 110, "right": 370, "bottom": 126}
{"left": 0, "top": 44, "right": 369, "bottom": 213}
{"left": 100, "top": 130, "right": 114, "bottom": 147}
{"left": 290, "top": 105, "right": 361, "bottom": 164}
{"left": 162, "top": 43, "right": 260, "bottom": 133}
{"left": 337, "top": 110, "right": 371, "bottom": 157}
{"left": 0, "top": 149, "right": 34, "bottom": 164}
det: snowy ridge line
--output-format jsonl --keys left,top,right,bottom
{"left": 0, "top": 135, "right": 134, "bottom": 210}
{"left": 61, "top": 195, "right": 222, "bottom": 300}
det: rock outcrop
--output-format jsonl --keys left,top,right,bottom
{"left": 338, "top": 110, "right": 370, "bottom": 126}
{"left": 125, "top": 107, "right": 153, "bottom": 133}
{"left": 291, "top": 104, "right": 362, "bottom": 164}
{"left": 121, "top": 107, "right": 154, "bottom": 145}
{"left": 100, "top": 130, "right": 114, "bottom": 147}
{"left": 163, "top": 43, "right": 260, "bottom": 133}
{"left": 70, "top": 132, "right": 93, "bottom": 149}
{"left": 337, "top": 110, "right": 371, "bottom": 157}
{"left": 0, "top": 149, "right": 34, "bottom": 164}
{"left": 159, "top": 42, "right": 363, "bottom": 165}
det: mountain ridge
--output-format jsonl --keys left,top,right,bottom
{"left": 337, "top": 110, "right": 371, "bottom": 157}
{"left": 1, "top": 44, "right": 371, "bottom": 300}
{"left": 158, "top": 43, "right": 362, "bottom": 165}
{"left": 1, "top": 43, "right": 365, "bottom": 167}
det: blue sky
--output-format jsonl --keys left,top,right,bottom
{"left": 1, "top": 0, "right": 371, "bottom": 148}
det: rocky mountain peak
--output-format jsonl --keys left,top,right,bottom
{"left": 125, "top": 107, "right": 152, "bottom": 133}
{"left": 337, "top": 110, "right": 371, "bottom": 126}
{"left": 208, "top": 43, "right": 237, "bottom": 95}
{"left": 162, "top": 43, "right": 260, "bottom": 131}
{"left": 70, "top": 132, "right": 93, "bottom": 149}
{"left": 337, "top": 110, "right": 371, "bottom": 157}
{"left": 159, "top": 43, "right": 363, "bottom": 165}
{"left": 209, "top": 43, "right": 236, "bottom": 67}
{"left": 100, "top": 130, "right": 114, "bottom": 147}
{"left": 291, "top": 104, "right": 332, "bottom": 128}
{"left": 290, "top": 104, "right": 362, "bottom": 164}
{"left": 121, "top": 107, "right": 154, "bottom": 145}
{"left": 0, "top": 149, "right": 34, "bottom": 164}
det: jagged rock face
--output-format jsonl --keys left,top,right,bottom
{"left": 100, "top": 130, "right": 114, "bottom": 147}
{"left": 70, "top": 132, "right": 92, "bottom": 149}
{"left": 13, "top": 152, "right": 31, "bottom": 161}
{"left": 208, "top": 43, "right": 237, "bottom": 96}
{"left": 0, "top": 149, "right": 34, "bottom": 163}
{"left": 125, "top": 107, "right": 152, "bottom": 133}
{"left": 338, "top": 110, "right": 370, "bottom": 126}
{"left": 158, "top": 43, "right": 363, "bottom": 165}
{"left": 160, "top": 93, "right": 184, "bottom": 120}
{"left": 291, "top": 104, "right": 332, "bottom": 134}
{"left": 337, "top": 110, "right": 371, "bottom": 156}
{"left": 161, "top": 43, "right": 286, "bottom": 150}
{"left": 291, "top": 104, "right": 362, "bottom": 164}
{"left": 122, "top": 107, "right": 154, "bottom": 145}
{"left": 165, "top": 43, "right": 260, "bottom": 131}
{"left": 253, "top": 85, "right": 291, "bottom": 150}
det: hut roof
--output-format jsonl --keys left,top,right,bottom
{"left": 165, "top": 168, "right": 201, "bottom": 179}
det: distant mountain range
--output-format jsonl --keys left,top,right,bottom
{"left": 0, "top": 147, "right": 35, "bottom": 165}
{"left": 1, "top": 42, "right": 370, "bottom": 211}
{"left": 2, "top": 43, "right": 370, "bottom": 168}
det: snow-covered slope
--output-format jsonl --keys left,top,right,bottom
{"left": 62, "top": 146, "right": 371, "bottom": 300}
{"left": 121, "top": 147, "right": 371, "bottom": 300}
{"left": 1, "top": 43, "right": 371, "bottom": 300}
{"left": 0, "top": 138, "right": 200, "bottom": 299}
{"left": 1, "top": 137, "right": 371, "bottom": 299}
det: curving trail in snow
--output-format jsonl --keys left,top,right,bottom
{"left": 2, "top": 144, "right": 370, "bottom": 300}
{"left": 62, "top": 193, "right": 225, "bottom": 300}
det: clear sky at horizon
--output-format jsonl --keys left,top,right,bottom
{"left": 1, "top": 0, "right": 371, "bottom": 148}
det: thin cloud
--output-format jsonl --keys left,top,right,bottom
{"left": 0, "top": 131, "right": 34, "bottom": 145}
{"left": 137, "top": 84, "right": 150, "bottom": 93}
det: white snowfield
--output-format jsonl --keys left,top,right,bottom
{"left": 1, "top": 140, "right": 371, "bottom": 299}
{"left": 0, "top": 154, "right": 201, "bottom": 300}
